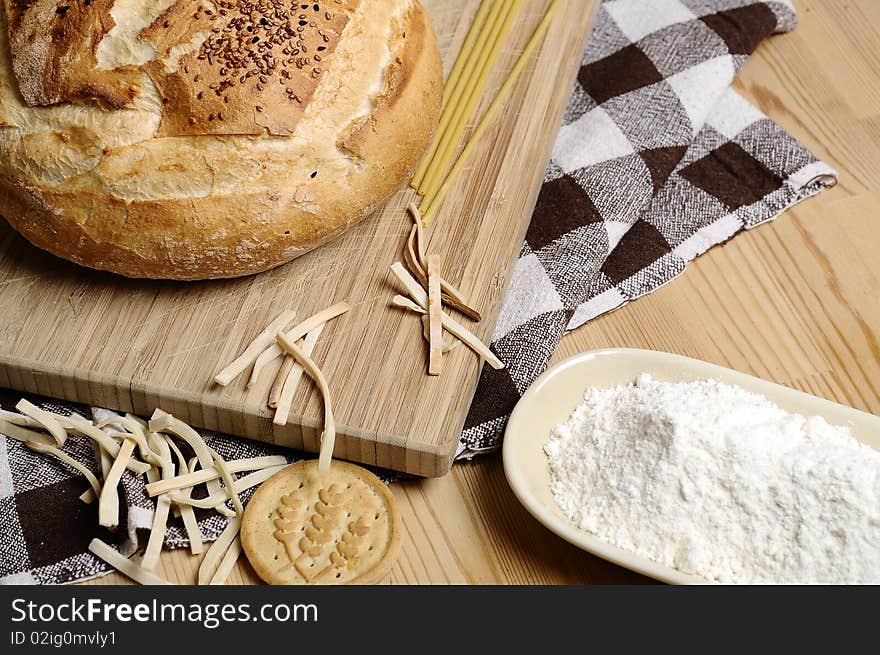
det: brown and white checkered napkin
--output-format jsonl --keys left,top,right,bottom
{"left": 0, "top": 388, "right": 302, "bottom": 584}
{"left": 458, "top": 0, "right": 836, "bottom": 458}
{"left": 0, "top": 0, "right": 837, "bottom": 584}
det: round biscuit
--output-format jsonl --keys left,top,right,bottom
{"left": 241, "top": 460, "right": 400, "bottom": 585}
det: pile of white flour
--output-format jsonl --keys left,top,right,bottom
{"left": 544, "top": 374, "right": 880, "bottom": 584}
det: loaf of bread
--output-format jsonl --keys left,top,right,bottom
{"left": 0, "top": 0, "right": 442, "bottom": 279}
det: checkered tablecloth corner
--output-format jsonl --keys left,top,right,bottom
{"left": 0, "top": 385, "right": 403, "bottom": 585}
{"left": 458, "top": 0, "right": 836, "bottom": 457}
{"left": 0, "top": 388, "right": 300, "bottom": 585}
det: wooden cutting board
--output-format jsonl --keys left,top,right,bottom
{"left": 0, "top": 0, "right": 595, "bottom": 477}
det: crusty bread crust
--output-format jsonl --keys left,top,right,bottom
{"left": 2, "top": 0, "right": 141, "bottom": 108}
{"left": 0, "top": 1, "right": 442, "bottom": 279}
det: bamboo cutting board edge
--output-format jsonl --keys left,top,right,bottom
{"left": 0, "top": 350, "right": 466, "bottom": 474}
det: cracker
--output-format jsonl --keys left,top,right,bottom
{"left": 241, "top": 460, "right": 400, "bottom": 585}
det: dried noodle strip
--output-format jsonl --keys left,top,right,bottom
{"left": 427, "top": 254, "right": 444, "bottom": 376}
{"left": 268, "top": 355, "right": 295, "bottom": 409}
{"left": 210, "top": 448, "right": 244, "bottom": 515}
{"left": 405, "top": 225, "right": 425, "bottom": 277}
{"left": 198, "top": 449, "right": 244, "bottom": 585}
{"left": 148, "top": 409, "right": 223, "bottom": 499}
{"left": 393, "top": 295, "right": 504, "bottom": 370}
{"left": 249, "top": 302, "right": 351, "bottom": 387}
{"left": 409, "top": 202, "right": 428, "bottom": 268}
{"left": 0, "top": 409, "right": 43, "bottom": 428}
{"left": 145, "top": 456, "right": 288, "bottom": 496}
{"left": 408, "top": 203, "right": 471, "bottom": 305}
{"left": 395, "top": 292, "right": 503, "bottom": 369}
{"left": 95, "top": 415, "right": 161, "bottom": 468}
{"left": 25, "top": 440, "right": 102, "bottom": 498}
{"left": 0, "top": 418, "right": 54, "bottom": 445}
{"left": 422, "top": 315, "right": 461, "bottom": 353}
{"left": 276, "top": 332, "right": 336, "bottom": 473}
{"left": 15, "top": 399, "right": 67, "bottom": 445}
{"left": 273, "top": 323, "right": 325, "bottom": 426}
{"left": 214, "top": 310, "right": 297, "bottom": 386}
{"left": 88, "top": 539, "right": 171, "bottom": 586}
{"left": 209, "top": 536, "right": 243, "bottom": 585}
{"left": 164, "top": 435, "right": 188, "bottom": 517}
{"left": 81, "top": 440, "right": 112, "bottom": 504}
{"left": 98, "top": 436, "right": 136, "bottom": 530}
{"left": 169, "top": 465, "right": 286, "bottom": 510}
{"left": 68, "top": 414, "right": 152, "bottom": 474}
{"left": 165, "top": 434, "right": 204, "bottom": 555}
{"left": 403, "top": 207, "right": 481, "bottom": 320}
{"left": 197, "top": 516, "right": 241, "bottom": 585}
{"left": 141, "top": 435, "right": 173, "bottom": 572}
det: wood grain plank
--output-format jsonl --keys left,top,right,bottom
{"left": 75, "top": 0, "right": 880, "bottom": 584}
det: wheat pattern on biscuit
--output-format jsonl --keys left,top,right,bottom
{"left": 242, "top": 460, "right": 400, "bottom": 584}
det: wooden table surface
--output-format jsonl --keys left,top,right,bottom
{"left": 84, "top": 0, "right": 880, "bottom": 585}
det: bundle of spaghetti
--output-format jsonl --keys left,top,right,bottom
{"left": 411, "top": 0, "right": 494, "bottom": 190}
{"left": 419, "top": 0, "right": 522, "bottom": 203}
{"left": 420, "top": 0, "right": 563, "bottom": 225}
{"left": 412, "top": 0, "right": 518, "bottom": 195}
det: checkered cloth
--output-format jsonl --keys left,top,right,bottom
{"left": 457, "top": 0, "right": 836, "bottom": 458}
{"left": 0, "top": 388, "right": 301, "bottom": 585}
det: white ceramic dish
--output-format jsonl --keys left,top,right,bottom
{"left": 502, "top": 348, "right": 880, "bottom": 585}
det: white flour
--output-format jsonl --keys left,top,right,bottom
{"left": 544, "top": 374, "right": 880, "bottom": 584}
